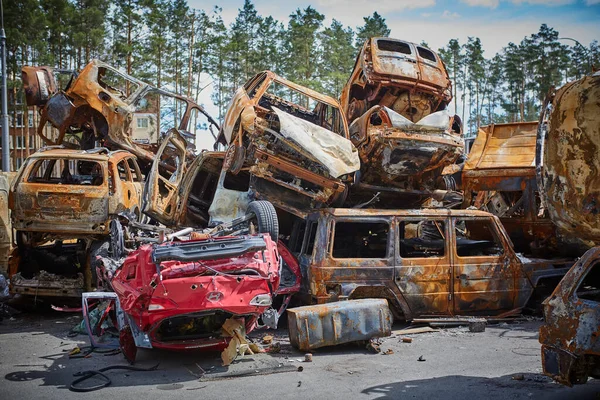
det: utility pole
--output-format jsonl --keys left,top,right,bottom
{"left": 1, "top": 0, "right": 9, "bottom": 172}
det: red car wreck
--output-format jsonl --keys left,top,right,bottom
{"left": 89, "top": 233, "right": 300, "bottom": 363}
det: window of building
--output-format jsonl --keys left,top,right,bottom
{"left": 576, "top": 262, "right": 600, "bottom": 302}
{"left": 455, "top": 219, "right": 504, "bottom": 257}
{"left": 399, "top": 220, "right": 445, "bottom": 258}
{"left": 332, "top": 222, "right": 389, "bottom": 259}
{"left": 137, "top": 117, "right": 149, "bottom": 128}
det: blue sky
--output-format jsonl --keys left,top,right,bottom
{"left": 189, "top": 0, "right": 600, "bottom": 54}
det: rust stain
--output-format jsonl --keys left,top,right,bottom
{"left": 542, "top": 73, "right": 600, "bottom": 248}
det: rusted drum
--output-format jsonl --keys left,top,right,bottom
{"left": 544, "top": 72, "right": 600, "bottom": 246}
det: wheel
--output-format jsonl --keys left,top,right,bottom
{"left": 223, "top": 144, "right": 245, "bottom": 175}
{"left": 109, "top": 220, "right": 125, "bottom": 259}
{"left": 246, "top": 201, "right": 279, "bottom": 240}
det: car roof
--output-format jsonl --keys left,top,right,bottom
{"left": 27, "top": 147, "right": 135, "bottom": 162}
{"left": 311, "top": 208, "right": 495, "bottom": 218}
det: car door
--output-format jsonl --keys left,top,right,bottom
{"left": 394, "top": 216, "right": 452, "bottom": 317}
{"left": 143, "top": 129, "right": 188, "bottom": 225}
{"left": 450, "top": 216, "right": 516, "bottom": 314}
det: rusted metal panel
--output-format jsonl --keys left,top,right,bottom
{"left": 287, "top": 299, "right": 392, "bottom": 350}
{"left": 464, "top": 122, "right": 538, "bottom": 173}
{"left": 542, "top": 72, "right": 600, "bottom": 247}
{"left": 539, "top": 246, "right": 600, "bottom": 386}
{"left": 21, "top": 66, "right": 58, "bottom": 107}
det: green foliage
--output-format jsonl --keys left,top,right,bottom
{"left": 3, "top": 1, "right": 595, "bottom": 133}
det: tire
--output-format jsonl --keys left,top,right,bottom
{"left": 246, "top": 201, "right": 279, "bottom": 240}
{"left": 223, "top": 144, "right": 245, "bottom": 175}
{"left": 109, "top": 220, "right": 125, "bottom": 259}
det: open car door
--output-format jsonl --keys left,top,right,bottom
{"left": 142, "top": 129, "right": 189, "bottom": 225}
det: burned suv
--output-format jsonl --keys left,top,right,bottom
{"left": 8, "top": 147, "right": 144, "bottom": 297}
{"left": 288, "top": 208, "right": 571, "bottom": 320}
{"left": 340, "top": 38, "right": 463, "bottom": 205}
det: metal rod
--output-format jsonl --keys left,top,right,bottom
{"left": 0, "top": 0, "right": 9, "bottom": 172}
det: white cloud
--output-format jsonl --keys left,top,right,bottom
{"left": 460, "top": 0, "right": 499, "bottom": 8}
{"left": 511, "top": 0, "right": 575, "bottom": 5}
{"left": 442, "top": 10, "right": 461, "bottom": 19}
{"left": 315, "top": 0, "right": 436, "bottom": 14}
{"left": 585, "top": 0, "right": 600, "bottom": 4}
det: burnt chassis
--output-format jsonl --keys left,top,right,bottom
{"left": 539, "top": 247, "right": 600, "bottom": 386}
{"left": 22, "top": 60, "right": 220, "bottom": 168}
{"left": 83, "top": 234, "right": 300, "bottom": 361}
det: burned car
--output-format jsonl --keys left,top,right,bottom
{"left": 289, "top": 208, "right": 572, "bottom": 321}
{"left": 217, "top": 70, "right": 360, "bottom": 218}
{"left": 8, "top": 147, "right": 144, "bottom": 297}
{"left": 539, "top": 246, "right": 600, "bottom": 386}
{"left": 88, "top": 233, "right": 300, "bottom": 362}
{"left": 340, "top": 38, "right": 463, "bottom": 203}
{"left": 142, "top": 131, "right": 280, "bottom": 239}
{"left": 462, "top": 122, "right": 556, "bottom": 255}
{"left": 22, "top": 60, "right": 220, "bottom": 168}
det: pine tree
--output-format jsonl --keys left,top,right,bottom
{"left": 355, "top": 12, "right": 390, "bottom": 49}
{"left": 320, "top": 19, "right": 355, "bottom": 98}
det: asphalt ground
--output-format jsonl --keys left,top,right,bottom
{"left": 1, "top": 308, "right": 599, "bottom": 400}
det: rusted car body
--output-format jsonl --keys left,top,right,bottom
{"left": 22, "top": 60, "right": 219, "bottom": 167}
{"left": 104, "top": 234, "right": 299, "bottom": 361}
{"left": 8, "top": 147, "right": 144, "bottom": 297}
{"left": 217, "top": 70, "right": 359, "bottom": 218}
{"left": 463, "top": 122, "right": 556, "bottom": 255}
{"left": 290, "top": 208, "right": 571, "bottom": 320}
{"left": 340, "top": 38, "right": 462, "bottom": 200}
{"left": 539, "top": 72, "right": 600, "bottom": 251}
{"left": 539, "top": 246, "right": 600, "bottom": 386}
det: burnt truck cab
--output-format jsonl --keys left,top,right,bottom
{"left": 340, "top": 38, "right": 463, "bottom": 202}
{"left": 7, "top": 147, "right": 144, "bottom": 297}
{"left": 289, "top": 208, "right": 571, "bottom": 320}
{"left": 539, "top": 246, "right": 600, "bottom": 386}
